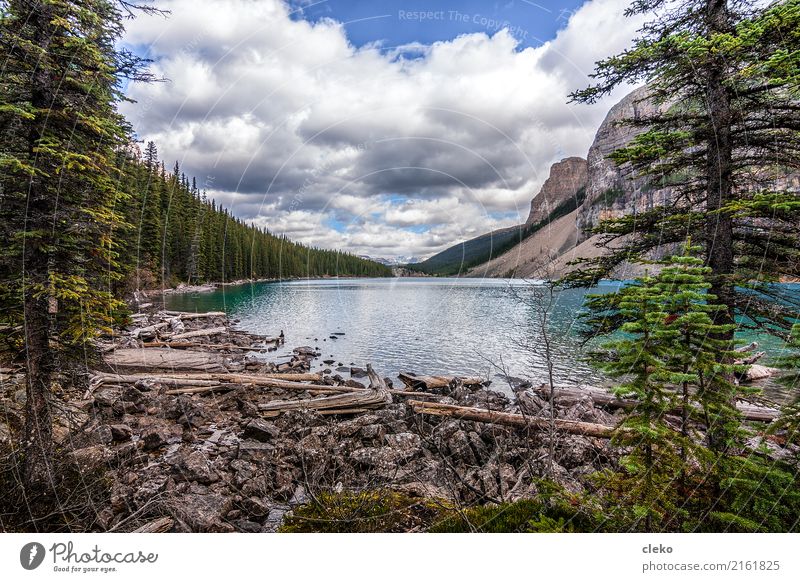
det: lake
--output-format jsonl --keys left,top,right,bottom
{"left": 164, "top": 277, "right": 794, "bottom": 401}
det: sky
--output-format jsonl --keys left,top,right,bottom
{"left": 121, "top": 0, "right": 645, "bottom": 260}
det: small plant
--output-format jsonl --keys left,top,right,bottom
{"left": 279, "top": 489, "right": 443, "bottom": 533}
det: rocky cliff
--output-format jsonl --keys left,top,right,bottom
{"left": 576, "top": 86, "right": 668, "bottom": 239}
{"left": 465, "top": 86, "right": 660, "bottom": 278}
{"left": 526, "top": 157, "right": 588, "bottom": 225}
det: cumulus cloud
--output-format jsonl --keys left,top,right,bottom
{"left": 121, "top": 0, "right": 643, "bottom": 259}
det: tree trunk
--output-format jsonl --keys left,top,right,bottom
{"left": 409, "top": 400, "right": 617, "bottom": 438}
{"left": 704, "top": 0, "right": 735, "bottom": 331}
{"left": 22, "top": 0, "right": 56, "bottom": 488}
{"left": 23, "top": 297, "right": 54, "bottom": 487}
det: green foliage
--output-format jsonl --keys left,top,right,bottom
{"left": 704, "top": 456, "right": 800, "bottom": 533}
{"left": 113, "top": 146, "right": 392, "bottom": 288}
{"left": 430, "top": 481, "right": 605, "bottom": 533}
{"left": 585, "top": 246, "right": 750, "bottom": 529}
{"left": 0, "top": 0, "right": 139, "bottom": 354}
{"left": 279, "top": 489, "right": 442, "bottom": 533}
{"left": 566, "top": 0, "right": 800, "bottom": 337}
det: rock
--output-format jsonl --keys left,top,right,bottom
{"left": 142, "top": 425, "right": 181, "bottom": 451}
{"left": 241, "top": 496, "right": 271, "bottom": 518}
{"left": 359, "top": 424, "right": 385, "bottom": 441}
{"left": 384, "top": 432, "right": 422, "bottom": 461}
{"left": 169, "top": 450, "right": 219, "bottom": 484}
{"left": 261, "top": 505, "right": 289, "bottom": 533}
{"left": 526, "top": 157, "right": 588, "bottom": 225}
{"left": 69, "top": 445, "right": 112, "bottom": 471}
{"left": 350, "top": 367, "right": 367, "bottom": 378}
{"left": 233, "top": 519, "right": 262, "bottom": 533}
{"left": 243, "top": 418, "right": 280, "bottom": 442}
{"left": 577, "top": 86, "right": 668, "bottom": 241}
{"left": 238, "top": 440, "right": 276, "bottom": 462}
{"left": 108, "top": 424, "right": 132, "bottom": 442}
{"left": 170, "top": 493, "right": 234, "bottom": 532}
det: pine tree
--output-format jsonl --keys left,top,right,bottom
{"left": 654, "top": 246, "right": 743, "bottom": 452}
{"left": 588, "top": 274, "right": 689, "bottom": 531}
{"left": 586, "top": 244, "right": 751, "bottom": 529}
{"left": 0, "top": 0, "right": 155, "bottom": 485}
{"left": 568, "top": 0, "right": 800, "bottom": 337}
{"left": 770, "top": 324, "right": 800, "bottom": 457}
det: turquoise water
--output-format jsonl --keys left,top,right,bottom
{"left": 164, "top": 278, "right": 795, "bottom": 401}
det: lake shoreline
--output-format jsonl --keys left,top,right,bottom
{"left": 0, "top": 306, "right": 790, "bottom": 532}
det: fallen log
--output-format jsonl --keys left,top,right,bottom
{"left": 409, "top": 400, "right": 616, "bottom": 438}
{"left": 258, "top": 364, "right": 393, "bottom": 415}
{"left": 166, "top": 383, "right": 350, "bottom": 396}
{"left": 140, "top": 341, "right": 269, "bottom": 351}
{"left": 105, "top": 348, "right": 228, "bottom": 373}
{"left": 398, "top": 372, "right": 485, "bottom": 390}
{"left": 167, "top": 326, "right": 229, "bottom": 341}
{"left": 89, "top": 371, "right": 349, "bottom": 398}
{"left": 735, "top": 341, "right": 758, "bottom": 353}
{"left": 736, "top": 351, "right": 765, "bottom": 366}
{"left": 528, "top": 384, "right": 780, "bottom": 422}
{"left": 174, "top": 311, "right": 226, "bottom": 320}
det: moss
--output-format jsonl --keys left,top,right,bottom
{"left": 279, "top": 489, "right": 445, "bottom": 533}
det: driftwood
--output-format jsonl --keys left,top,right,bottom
{"left": 140, "top": 341, "right": 265, "bottom": 351}
{"left": 131, "top": 322, "right": 170, "bottom": 339}
{"left": 736, "top": 341, "right": 758, "bottom": 353}
{"left": 167, "top": 327, "right": 228, "bottom": 341}
{"left": 258, "top": 364, "right": 393, "bottom": 416}
{"left": 105, "top": 348, "right": 227, "bottom": 373}
{"left": 131, "top": 517, "right": 174, "bottom": 533}
{"left": 171, "top": 311, "right": 226, "bottom": 320}
{"left": 409, "top": 400, "right": 616, "bottom": 438}
{"left": 88, "top": 371, "right": 350, "bottom": 399}
{"left": 398, "top": 372, "right": 485, "bottom": 390}
{"left": 528, "top": 384, "right": 780, "bottom": 422}
{"left": 736, "top": 351, "right": 766, "bottom": 366}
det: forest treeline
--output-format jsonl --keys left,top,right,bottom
{"left": 117, "top": 141, "right": 391, "bottom": 290}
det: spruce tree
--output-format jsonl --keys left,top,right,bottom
{"left": 568, "top": 0, "right": 800, "bottom": 337}
{"left": 655, "top": 246, "right": 743, "bottom": 452}
{"left": 589, "top": 273, "right": 688, "bottom": 531}
{"left": 770, "top": 324, "right": 800, "bottom": 457}
{"left": 0, "top": 0, "right": 155, "bottom": 484}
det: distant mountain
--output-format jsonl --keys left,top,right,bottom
{"left": 403, "top": 226, "right": 525, "bottom": 276}
{"left": 359, "top": 255, "right": 421, "bottom": 266}
{"left": 405, "top": 157, "right": 589, "bottom": 277}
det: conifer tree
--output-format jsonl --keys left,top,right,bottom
{"left": 0, "top": 0, "right": 156, "bottom": 484}
{"left": 588, "top": 273, "right": 688, "bottom": 531}
{"left": 654, "top": 245, "right": 743, "bottom": 452}
{"left": 569, "top": 0, "right": 800, "bottom": 337}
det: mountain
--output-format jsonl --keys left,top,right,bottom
{"left": 463, "top": 87, "right": 667, "bottom": 279}
{"left": 404, "top": 225, "right": 525, "bottom": 276}
{"left": 407, "top": 157, "right": 589, "bottom": 277}
{"left": 360, "top": 255, "right": 422, "bottom": 266}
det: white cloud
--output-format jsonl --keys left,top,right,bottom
{"left": 122, "top": 0, "right": 644, "bottom": 259}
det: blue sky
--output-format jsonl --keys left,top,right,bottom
{"left": 288, "top": 0, "right": 586, "bottom": 50}
{"left": 122, "top": 0, "right": 641, "bottom": 259}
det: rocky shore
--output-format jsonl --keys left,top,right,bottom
{"left": 0, "top": 309, "right": 790, "bottom": 533}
